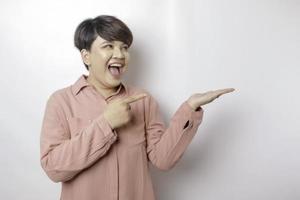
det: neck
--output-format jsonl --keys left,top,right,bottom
{"left": 86, "top": 75, "right": 119, "bottom": 99}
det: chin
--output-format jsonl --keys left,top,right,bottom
{"left": 109, "top": 79, "right": 122, "bottom": 87}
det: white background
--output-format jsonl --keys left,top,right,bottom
{"left": 0, "top": 0, "right": 299, "bottom": 199}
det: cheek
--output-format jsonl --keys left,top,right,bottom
{"left": 91, "top": 54, "right": 109, "bottom": 70}
{"left": 125, "top": 53, "right": 130, "bottom": 64}
{"left": 126, "top": 51, "right": 130, "bottom": 58}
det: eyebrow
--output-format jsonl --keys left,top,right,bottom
{"left": 99, "top": 41, "right": 127, "bottom": 47}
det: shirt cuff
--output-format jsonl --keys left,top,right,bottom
{"left": 182, "top": 101, "right": 203, "bottom": 119}
{"left": 182, "top": 101, "right": 204, "bottom": 129}
{"left": 95, "top": 114, "right": 117, "bottom": 138}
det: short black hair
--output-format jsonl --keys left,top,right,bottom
{"left": 74, "top": 15, "right": 133, "bottom": 70}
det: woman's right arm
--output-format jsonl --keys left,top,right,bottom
{"left": 40, "top": 93, "right": 117, "bottom": 183}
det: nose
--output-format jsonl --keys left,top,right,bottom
{"left": 112, "top": 47, "right": 125, "bottom": 59}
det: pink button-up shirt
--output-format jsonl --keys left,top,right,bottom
{"left": 40, "top": 74, "right": 204, "bottom": 200}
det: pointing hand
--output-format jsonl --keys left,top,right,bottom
{"left": 103, "top": 93, "right": 147, "bottom": 129}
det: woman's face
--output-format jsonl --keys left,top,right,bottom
{"left": 82, "top": 35, "right": 130, "bottom": 88}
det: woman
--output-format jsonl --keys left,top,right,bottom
{"left": 40, "top": 15, "right": 234, "bottom": 200}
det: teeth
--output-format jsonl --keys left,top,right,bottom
{"left": 109, "top": 63, "right": 123, "bottom": 67}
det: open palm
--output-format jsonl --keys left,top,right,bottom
{"left": 187, "top": 88, "right": 235, "bottom": 110}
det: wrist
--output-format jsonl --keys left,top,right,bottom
{"left": 186, "top": 100, "right": 198, "bottom": 111}
{"left": 102, "top": 113, "right": 116, "bottom": 130}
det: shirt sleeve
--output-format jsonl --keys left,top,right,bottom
{"left": 40, "top": 93, "right": 117, "bottom": 183}
{"left": 144, "top": 94, "right": 204, "bottom": 171}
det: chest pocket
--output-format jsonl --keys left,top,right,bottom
{"left": 68, "top": 117, "right": 92, "bottom": 137}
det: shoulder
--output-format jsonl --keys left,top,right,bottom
{"left": 46, "top": 85, "right": 73, "bottom": 106}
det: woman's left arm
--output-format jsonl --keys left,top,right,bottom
{"left": 144, "top": 94, "right": 204, "bottom": 171}
{"left": 144, "top": 88, "right": 234, "bottom": 171}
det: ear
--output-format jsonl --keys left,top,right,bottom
{"left": 80, "top": 49, "right": 91, "bottom": 66}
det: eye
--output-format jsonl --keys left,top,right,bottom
{"left": 122, "top": 45, "right": 129, "bottom": 50}
{"left": 103, "top": 44, "right": 113, "bottom": 49}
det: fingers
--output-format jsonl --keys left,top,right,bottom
{"left": 122, "top": 93, "right": 148, "bottom": 104}
{"left": 213, "top": 88, "right": 235, "bottom": 97}
{"left": 200, "top": 88, "right": 234, "bottom": 101}
{"left": 215, "top": 88, "right": 235, "bottom": 94}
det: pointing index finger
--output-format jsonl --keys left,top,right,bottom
{"left": 123, "top": 93, "right": 148, "bottom": 104}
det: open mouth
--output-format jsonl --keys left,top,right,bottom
{"left": 108, "top": 63, "right": 124, "bottom": 78}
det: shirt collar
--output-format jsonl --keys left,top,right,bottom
{"left": 72, "top": 74, "right": 128, "bottom": 97}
